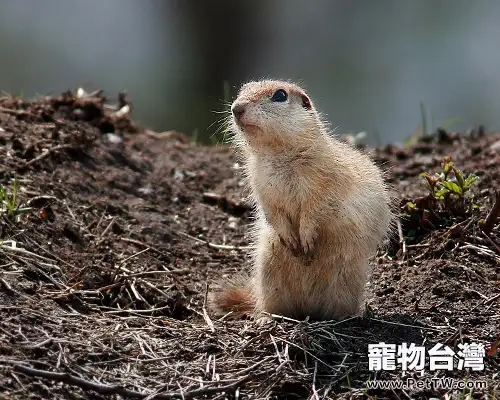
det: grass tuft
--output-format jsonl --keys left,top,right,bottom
{"left": 401, "top": 156, "right": 480, "bottom": 242}
{"left": 0, "top": 178, "right": 32, "bottom": 219}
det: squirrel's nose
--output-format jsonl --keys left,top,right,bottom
{"left": 231, "top": 103, "right": 246, "bottom": 120}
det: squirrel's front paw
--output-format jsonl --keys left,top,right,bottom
{"left": 277, "top": 230, "right": 301, "bottom": 254}
{"left": 299, "top": 225, "right": 317, "bottom": 257}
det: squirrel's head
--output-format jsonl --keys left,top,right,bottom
{"left": 230, "top": 80, "right": 321, "bottom": 151}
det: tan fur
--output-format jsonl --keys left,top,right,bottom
{"left": 211, "top": 79, "right": 393, "bottom": 320}
{"left": 209, "top": 278, "right": 256, "bottom": 318}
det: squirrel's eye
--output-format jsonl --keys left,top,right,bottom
{"left": 271, "top": 89, "right": 287, "bottom": 102}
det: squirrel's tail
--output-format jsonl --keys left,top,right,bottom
{"left": 210, "top": 278, "right": 256, "bottom": 318}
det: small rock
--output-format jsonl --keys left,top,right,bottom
{"left": 489, "top": 140, "right": 500, "bottom": 152}
{"left": 174, "top": 169, "right": 185, "bottom": 180}
{"left": 106, "top": 133, "right": 122, "bottom": 144}
{"left": 377, "top": 286, "right": 395, "bottom": 296}
{"left": 228, "top": 216, "right": 239, "bottom": 230}
{"left": 140, "top": 226, "right": 154, "bottom": 235}
{"left": 138, "top": 187, "right": 153, "bottom": 195}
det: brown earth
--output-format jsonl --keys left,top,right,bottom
{"left": 0, "top": 91, "right": 498, "bottom": 399}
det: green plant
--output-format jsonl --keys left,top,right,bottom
{"left": 419, "top": 156, "right": 479, "bottom": 214}
{"left": 0, "top": 178, "right": 32, "bottom": 219}
{"left": 364, "top": 302, "right": 376, "bottom": 318}
{"left": 405, "top": 103, "right": 460, "bottom": 147}
{"left": 461, "top": 375, "right": 473, "bottom": 400}
{"left": 190, "top": 128, "right": 199, "bottom": 144}
{"left": 419, "top": 101, "right": 429, "bottom": 137}
{"left": 401, "top": 157, "right": 480, "bottom": 241}
{"left": 342, "top": 131, "right": 367, "bottom": 146}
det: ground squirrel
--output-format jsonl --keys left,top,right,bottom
{"left": 211, "top": 80, "right": 392, "bottom": 320}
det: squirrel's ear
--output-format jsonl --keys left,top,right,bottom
{"left": 301, "top": 94, "right": 312, "bottom": 110}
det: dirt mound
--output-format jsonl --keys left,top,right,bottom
{"left": 0, "top": 91, "right": 498, "bottom": 399}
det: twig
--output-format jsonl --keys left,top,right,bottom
{"left": 482, "top": 231, "right": 500, "bottom": 254}
{"left": 390, "top": 389, "right": 402, "bottom": 400}
{"left": 26, "top": 195, "right": 59, "bottom": 207}
{"left": 406, "top": 244, "right": 429, "bottom": 248}
{"left": 11, "top": 363, "right": 257, "bottom": 399}
{"left": 202, "top": 283, "right": 215, "bottom": 333}
{"left": 129, "top": 280, "right": 148, "bottom": 305}
{"left": 177, "top": 382, "right": 185, "bottom": 400}
{"left": 311, "top": 361, "right": 319, "bottom": 400}
{"left": 265, "top": 313, "right": 302, "bottom": 324}
{"left": 484, "top": 292, "right": 500, "bottom": 305}
{"left": 277, "top": 338, "right": 335, "bottom": 371}
{"left": 483, "top": 190, "right": 500, "bottom": 235}
{"left": 269, "top": 334, "right": 283, "bottom": 364}
{"left": 99, "top": 217, "right": 116, "bottom": 239}
{"left": 119, "top": 237, "right": 170, "bottom": 257}
{"left": 0, "top": 107, "right": 34, "bottom": 117}
{"left": 0, "top": 278, "right": 15, "bottom": 294}
{"left": 178, "top": 231, "right": 255, "bottom": 251}
{"left": 26, "top": 238, "right": 77, "bottom": 270}
{"left": 103, "top": 304, "right": 173, "bottom": 314}
{"left": 92, "top": 211, "right": 106, "bottom": 234}
{"left": 13, "top": 257, "right": 64, "bottom": 290}
{"left": 230, "top": 357, "right": 273, "bottom": 376}
{"left": 119, "top": 247, "right": 150, "bottom": 266}
{"left": 64, "top": 202, "right": 79, "bottom": 225}
{"left": 460, "top": 244, "right": 500, "bottom": 263}
{"left": 0, "top": 240, "right": 56, "bottom": 263}
{"left": 137, "top": 279, "right": 169, "bottom": 298}
{"left": 17, "top": 144, "right": 75, "bottom": 171}
{"left": 13, "top": 363, "right": 146, "bottom": 398}
{"left": 396, "top": 219, "right": 406, "bottom": 258}
{"left": 123, "top": 270, "right": 189, "bottom": 278}
{"left": 368, "top": 317, "right": 443, "bottom": 332}
{"left": 24, "top": 338, "right": 53, "bottom": 349}
{"left": 468, "top": 288, "right": 488, "bottom": 300}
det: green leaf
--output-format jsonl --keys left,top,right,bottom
{"left": 435, "top": 189, "right": 449, "bottom": 197}
{"left": 406, "top": 202, "right": 417, "bottom": 211}
{"left": 453, "top": 167, "right": 465, "bottom": 189}
{"left": 0, "top": 187, "right": 6, "bottom": 206}
{"left": 12, "top": 178, "right": 17, "bottom": 212}
{"left": 464, "top": 174, "right": 478, "bottom": 189}
{"left": 420, "top": 101, "right": 428, "bottom": 136}
{"left": 442, "top": 181, "right": 462, "bottom": 195}
{"left": 443, "top": 163, "right": 453, "bottom": 179}
{"left": 13, "top": 207, "right": 32, "bottom": 216}
{"left": 364, "top": 302, "right": 376, "bottom": 318}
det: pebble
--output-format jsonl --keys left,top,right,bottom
{"left": 489, "top": 140, "right": 500, "bottom": 152}
{"left": 106, "top": 133, "right": 122, "bottom": 144}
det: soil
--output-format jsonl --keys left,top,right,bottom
{"left": 0, "top": 90, "right": 498, "bottom": 400}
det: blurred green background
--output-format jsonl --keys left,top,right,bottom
{"left": 1, "top": 0, "right": 499, "bottom": 145}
